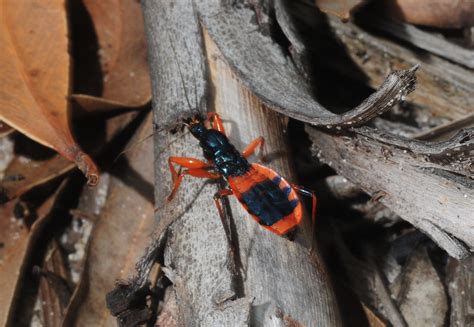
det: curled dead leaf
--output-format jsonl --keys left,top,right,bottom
{"left": 0, "top": 0, "right": 99, "bottom": 185}
{"left": 73, "top": 0, "right": 151, "bottom": 110}
{"left": 314, "top": 0, "right": 368, "bottom": 21}
{"left": 0, "top": 110, "right": 145, "bottom": 204}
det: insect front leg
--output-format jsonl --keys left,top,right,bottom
{"left": 207, "top": 112, "right": 226, "bottom": 134}
{"left": 166, "top": 157, "right": 220, "bottom": 203}
{"left": 242, "top": 136, "right": 266, "bottom": 162}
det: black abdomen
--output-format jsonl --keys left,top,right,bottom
{"left": 241, "top": 176, "right": 298, "bottom": 226}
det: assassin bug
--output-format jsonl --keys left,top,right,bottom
{"left": 162, "top": 32, "right": 317, "bottom": 237}
{"left": 165, "top": 112, "right": 317, "bottom": 236}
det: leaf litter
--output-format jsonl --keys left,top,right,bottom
{"left": 0, "top": 0, "right": 98, "bottom": 185}
{"left": 72, "top": 0, "right": 151, "bottom": 111}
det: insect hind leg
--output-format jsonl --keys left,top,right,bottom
{"left": 213, "top": 188, "right": 239, "bottom": 275}
{"left": 242, "top": 136, "right": 266, "bottom": 162}
{"left": 291, "top": 184, "right": 318, "bottom": 253}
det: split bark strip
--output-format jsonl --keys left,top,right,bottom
{"left": 196, "top": 1, "right": 418, "bottom": 128}
{"left": 447, "top": 256, "right": 474, "bottom": 326}
{"left": 358, "top": 12, "right": 474, "bottom": 69}
{"left": 317, "top": 15, "right": 473, "bottom": 121}
{"left": 307, "top": 126, "right": 473, "bottom": 258}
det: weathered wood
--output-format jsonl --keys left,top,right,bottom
{"left": 396, "top": 247, "right": 448, "bottom": 326}
{"left": 143, "top": 2, "right": 244, "bottom": 325}
{"left": 205, "top": 30, "right": 341, "bottom": 325}
{"left": 137, "top": 1, "right": 341, "bottom": 325}
{"left": 359, "top": 13, "right": 474, "bottom": 69}
{"left": 307, "top": 126, "right": 473, "bottom": 258}
{"left": 196, "top": 1, "right": 417, "bottom": 128}
{"left": 317, "top": 15, "right": 473, "bottom": 121}
{"left": 330, "top": 224, "right": 407, "bottom": 326}
{"left": 447, "top": 256, "right": 474, "bottom": 327}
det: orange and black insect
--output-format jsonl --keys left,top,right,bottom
{"left": 165, "top": 112, "right": 317, "bottom": 236}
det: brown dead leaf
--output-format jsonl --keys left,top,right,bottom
{"left": 35, "top": 239, "right": 72, "bottom": 327}
{"left": 0, "top": 155, "right": 74, "bottom": 204}
{"left": 0, "top": 181, "right": 66, "bottom": 326}
{"left": 361, "top": 303, "right": 388, "bottom": 327}
{"left": 73, "top": 0, "right": 151, "bottom": 110}
{"left": 64, "top": 113, "right": 154, "bottom": 326}
{"left": 314, "top": 0, "right": 368, "bottom": 21}
{"left": 0, "top": 0, "right": 98, "bottom": 185}
{"left": 380, "top": 0, "right": 474, "bottom": 28}
{"left": 0, "top": 110, "right": 145, "bottom": 204}
{"left": 0, "top": 121, "right": 14, "bottom": 138}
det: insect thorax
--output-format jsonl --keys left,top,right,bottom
{"left": 199, "top": 130, "right": 250, "bottom": 177}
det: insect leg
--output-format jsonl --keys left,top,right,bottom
{"left": 166, "top": 165, "right": 220, "bottom": 203}
{"left": 168, "top": 156, "right": 210, "bottom": 182}
{"left": 291, "top": 184, "right": 318, "bottom": 253}
{"left": 242, "top": 136, "right": 265, "bottom": 161}
{"left": 207, "top": 112, "right": 226, "bottom": 134}
{"left": 213, "top": 188, "right": 238, "bottom": 273}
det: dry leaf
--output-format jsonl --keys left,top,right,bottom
{"left": 64, "top": 113, "right": 154, "bottom": 326}
{"left": 34, "top": 239, "right": 72, "bottom": 327}
{"left": 0, "top": 0, "right": 98, "bottom": 185}
{"left": 0, "top": 182, "right": 65, "bottom": 326}
{"left": 73, "top": 0, "right": 151, "bottom": 110}
{"left": 314, "top": 0, "right": 368, "bottom": 21}
{"left": 361, "top": 303, "right": 388, "bottom": 327}
{"left": 380, "top": 0, "right": 474, "bottom": 28}
{"left": 0, "top": 110, "right": 145, "bottom": 203}
{"left": 0, "top": 121, "right": 14, "bottom": 138}
{"left": 0, "top": 155, "right": 74, "bottom": 204}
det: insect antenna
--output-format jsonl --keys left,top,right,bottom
{"left": 182, "top": 39, "right": 205, "bottom": 119}
{"left": 117, "top": 32, "right": 201, "bottom": 161}
{"left": 166, "top": 29, "right": 196, "bottom": 114}
{"left": 114, "top": 120, "right": 191, "bottom": 161}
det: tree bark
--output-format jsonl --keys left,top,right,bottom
{"left": 142, "top": 1, "right": 342, "bottom": 325}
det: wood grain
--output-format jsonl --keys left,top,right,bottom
{"left": 141, "top": 1, "right": 342, "bottom": 325}
{"left": 307, "top": 126, "right": 473, "bottom": 258}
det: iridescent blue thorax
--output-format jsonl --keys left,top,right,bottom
{"left": 189, "top": 122, "right": 250, "bottom": 177}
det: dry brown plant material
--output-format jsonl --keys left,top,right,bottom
{"left": 0, "top": 182, "right": 66, "bottom": 326}
{"left": 0, "top": 0, "right": 98, "bottom": 185}
{"left": 73, "top": 0, "right": 151, "bottom": 111}
{"left": 380, "top": 0, "right": 474, "bottom": 28}
{"left": 314, "top": 0, "right": 368, "bottom": 21}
